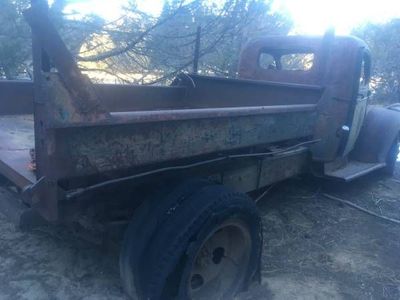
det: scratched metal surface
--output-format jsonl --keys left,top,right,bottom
{"left": 53, "top": 110, "right": 316, "bottom": 179}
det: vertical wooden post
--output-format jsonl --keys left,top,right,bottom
{"left": 30, "top": 0, "right": 50, "bottom": 177}
{"left": 28, "top": 0, "right": 59, "bottom": 222}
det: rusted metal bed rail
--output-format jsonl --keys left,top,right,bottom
{"left": 0, "top": 78, "right": 323, "bottom": 116}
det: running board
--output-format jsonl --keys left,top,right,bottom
{"left": 325, "top": 161, "right": 386, "bottom": 182}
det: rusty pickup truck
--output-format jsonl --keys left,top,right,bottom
{"left": 0, "top": 2, "right": 399, "bottom": 300}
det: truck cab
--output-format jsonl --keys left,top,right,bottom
{"left": 238, "top": 33, "right": 399, "bottom": 181}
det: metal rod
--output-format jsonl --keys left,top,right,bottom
{"left": 66, "top": 139, "right": 321, "bottom": 200}
{"left": 323, "top": 193, "right": 400, "bottom": 225}
{"left": 193, "top": 26, "right": 201, "bottom": 74}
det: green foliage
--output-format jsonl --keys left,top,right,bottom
{"left": 0, "top": 0, "right": 106, "bottom": 79}
{"left": 0, "top": 0, "right": 292, "bottom": 84}
{"left": 149, "top": 0, "right": 292, "bottom": 81}
{"left": 0, "top": 0, "right": 30, "bottom": 79}
{"left": 353, "top": 19, "right": 400, "bottom": 104}
{"left": 79, "top": 0, "right": 292, "bottom": 84}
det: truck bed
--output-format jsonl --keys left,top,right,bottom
{"left": 0, "top": 115, "right": 36, "bottom": 188}
{"left": 0, "top": 74, "right": 323, "bottom": 192}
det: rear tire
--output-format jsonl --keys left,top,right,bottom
{"left": 120, "top": 182, "right": 262, "bottom": 300}
{"left": 120, "top": 179, "right": 212, "bottom": 300}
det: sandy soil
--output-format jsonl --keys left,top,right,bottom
{"left": 0, "top": 165, "right": 399, "bottom": 299}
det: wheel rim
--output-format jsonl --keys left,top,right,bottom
{"left": 188, "top": 219, "right": 252, "bottom": 300}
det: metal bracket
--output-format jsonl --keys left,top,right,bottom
{"left": 21, "top": 176, "right": 46, "bottom": 205}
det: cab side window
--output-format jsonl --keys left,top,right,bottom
{"left": 360, "top": 51, "right": 371, "bottom": 86}
{"left": 358, "top": 51, "right": 371, "bottom": 98}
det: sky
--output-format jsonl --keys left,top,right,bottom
{"left": 273, "top": 0, "right": 400, "bottom": 34}
{"left": 63, "top": 0, "right": 400, "bottom": 35}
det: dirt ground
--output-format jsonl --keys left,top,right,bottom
{"left": 0, "top": 165, "right": 399, "bottom": 300}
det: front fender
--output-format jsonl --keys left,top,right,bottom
{"left": 352, "top": 105, "right": 400, "bottom": 163}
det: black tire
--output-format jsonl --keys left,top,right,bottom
{"left": 120, "top": 182, "right": 262, "bottom": 300}
{"left": 120, "top": 179, "right": 216, "bottom": 299}
{"left": 385, "top": 135, "right": 399, "bottom": 175}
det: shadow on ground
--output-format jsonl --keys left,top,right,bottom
{"left": 240, "top": 164, "right": 400, "bottom": 300}
{"left": 0, "top": 165, "right": 399, "bottom": 299}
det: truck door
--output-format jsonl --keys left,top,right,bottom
{"left": 342, "top": 50, "right": 371, "bottom": 156}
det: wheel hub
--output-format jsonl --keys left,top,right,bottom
{"left": 188, "top": 220, "right": 252, "bottom": 300}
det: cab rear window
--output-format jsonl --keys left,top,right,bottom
{"left": 259, "top": 51, "right": 315, "bottom": 71}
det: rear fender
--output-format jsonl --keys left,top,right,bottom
{"left": 352, "top": 105, "right": 400, "bottom": 163}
